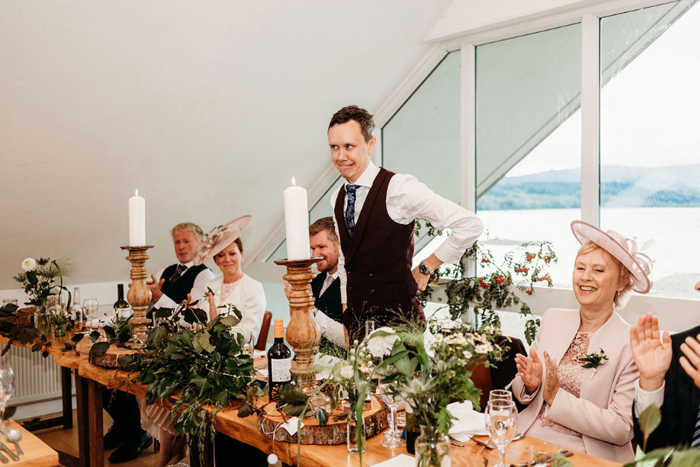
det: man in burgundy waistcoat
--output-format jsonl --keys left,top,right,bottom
{"left": 328, "top": 105, "right": 484, "bottom": 341}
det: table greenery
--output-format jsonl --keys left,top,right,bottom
{"left": 628, "top": 405, "right": 700, "bottom": 467}
{"left": 118, "top": 299, "right": 255, "bottom": 460}
{"left": 13, "top": 257, "right": 73, "bottom": 318}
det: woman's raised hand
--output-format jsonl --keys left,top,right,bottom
{"left": 630, "top": 313, "right": 672, "bottom": 391}
{"left": 207, "top": 292, "right": 217, "bottom": 321}
{"left": 516, "top": 349, "right": 543, "bottom": 394}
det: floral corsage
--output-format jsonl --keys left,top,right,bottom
{"left": 579, "top": 349, "right": 608, "bottom": 380}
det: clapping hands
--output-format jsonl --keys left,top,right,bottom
{"left": 630, "top": 313, "right": 672, "bottom": 391}
{"left": 516, "top": 349, "right": 543, "bottom": 394}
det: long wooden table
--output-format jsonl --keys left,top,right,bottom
{"left": 2, "top": 335, "right": 620, "bottom": 467}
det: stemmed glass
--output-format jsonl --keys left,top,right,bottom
{"left": 0, "top": 366, "right": 15, "bottom": 433}
{"left": 380, "top": 385, "right": 405, "bottom": 448}
{"left": 83, "top": 298, "right": 99, "bottom": 321}
{"left": 485, "top": 399, "right": 518, "bottom": 467}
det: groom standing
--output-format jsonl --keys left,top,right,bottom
{"left": 328, "top": 105, "right": 484, "bottom": 338}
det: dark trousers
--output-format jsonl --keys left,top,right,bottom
{"left": 102, "top": 388, "right": 145, "bottom": 439}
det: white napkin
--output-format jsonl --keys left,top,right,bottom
{"left": 84, "top": 318, "right": 110, "bottom": 329}
{"left": 253, "top": 349, "right": 266, "bottom": 358}
{"left": 447, "top": 400, "right": 488, "bottom": 437}
{"left": 370, "top": 454, "right": 416, "bottom": 466}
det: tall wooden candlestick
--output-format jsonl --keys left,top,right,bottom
{"left": 121, "top": 245, "right": 154, "bottom": 348}
{"left": 275, "top": 257, "right": 322, "bottom": 390}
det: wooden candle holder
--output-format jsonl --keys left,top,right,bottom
{"left": 274, "top": 257, "right": 323, "bottom": 390}
{"left": 121, "top": 245, "right": 154, "bottom": 349}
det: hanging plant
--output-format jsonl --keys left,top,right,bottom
{"left": 416, "top": 220, "right": 557, "bottom": 344}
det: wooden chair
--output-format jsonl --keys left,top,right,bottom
{"left": 255, "top": 311, "right": 273, "bottom": 351}
{"left": 471, "top": 336, "right": 528, "bottom": 410}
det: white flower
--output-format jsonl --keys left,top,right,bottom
{"left": 475, "top": 343, "right": 493, "bottom": 354}
{"left": 463, "top": 350, "right": 472, "bottom": 360}
{"left": 483, "top": 325, "right": 496, "bottom": 334}
{"left": 22, "top": 258, "right": 37, "bottom": 271}
{"left": 340, "top": 365, "right": 354, "bottom": 379}
{"left": 366, "top": 326, "right": 399, "bottom": 358}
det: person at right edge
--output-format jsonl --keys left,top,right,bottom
{"left": 630, "top": 279, "right": 700, "bottom": 450}
{"left": 328, "top": 105, "right": 484, "bottom": 340}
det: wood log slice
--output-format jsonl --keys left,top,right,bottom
{"left": 87, "top": 344, "right": 139, "bottom": 368}
{"left": 257, "top": 395, "right": 388, "bottom": 445}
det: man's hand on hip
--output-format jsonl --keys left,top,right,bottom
{"left": 412, "top": 253, "right": 443, "bottom": 291}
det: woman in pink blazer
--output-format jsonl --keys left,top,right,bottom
{"left": 512, "top": 221, "right": 653, "bottom": 463}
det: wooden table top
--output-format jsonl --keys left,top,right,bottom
{"left": 3, "top": 420, "right": 59, "bottom": 466}
{"left": 0, "top": 333, "right": 621, "bottom": 467}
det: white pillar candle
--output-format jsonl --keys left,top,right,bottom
{"left": 129, "top": 190, "right": 146, "bottom": 246}
{"left": 283, "top": 178, "right": 310, "bottom": 260}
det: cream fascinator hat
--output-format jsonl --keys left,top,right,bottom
{"left": 571, "top": 221, "right": 654, "bottom": 294}
{"left": 193, "top": 215, "right": 252, "bottom": 266}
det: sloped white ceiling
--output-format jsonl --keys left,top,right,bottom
{"left": 0, "top": 0, "right": 451, "bottom": 289}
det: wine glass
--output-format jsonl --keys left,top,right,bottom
{"left": 83, "top": 299, "right": 99, "bottom": 323}
{"left": 244, "top": 331, "right": 256, "bottom": 357}
{"left": 0, "top": 366, "right": 15, "bottom": 433}
{"left": 380, "top": 385, "right": 405, "bottom": 448}
{"left": 485, "top": 399, "right": 518, "bottom": 467}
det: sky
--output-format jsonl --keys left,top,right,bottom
{"left": 507, "top": 2, "right": 700, "bottom": 177}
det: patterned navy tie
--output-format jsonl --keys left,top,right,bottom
{"left": 345, "top": 184, "right": 359, "bottom": 237}
{"left": 691, "top": 404, "right": 700, "bottom": 447}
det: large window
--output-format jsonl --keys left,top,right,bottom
{"left": 476, "top": 24, "right": 582, "bottom": 289}
{"left": 600, "top": 1, "right": 700, "bottom": 299}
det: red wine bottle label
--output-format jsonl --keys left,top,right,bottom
{"left": 270, "top": 357, "right": 292, "bottom": 382}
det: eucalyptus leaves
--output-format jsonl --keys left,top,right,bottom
{"left": 118, "top": 300, "right": 254, "bottom": 460}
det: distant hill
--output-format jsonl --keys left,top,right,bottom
{"left": 478, "top": 164, "right": 700, "bottom": 210}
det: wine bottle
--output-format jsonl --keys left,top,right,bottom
{"left": 113, "top": 284, "right": 131, "bottom": 319}
{"left": 72, "top": 287, "right": 83, "bottom": 331}
{"left": 267, "top": 318, "right": 292, "bottom": 403}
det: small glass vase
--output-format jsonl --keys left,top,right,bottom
{"left": 54, "top": 326, "right": 66, "bottom": 344}
{"left": 347, "top": 408, "right": 365, "bottom": 454}
{"left": 35, "top": 310, "right": 51, "bottom": 336}
{"left": 415, "top": 425, "right": 451, "bottom": 467}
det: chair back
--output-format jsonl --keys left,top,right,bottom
{"left": 471, "top": 335, "right": 528, "bottom": 410}
{"left": 255, "top": 311, "right": 273, "bottom": 351}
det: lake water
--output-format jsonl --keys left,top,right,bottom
{"left": 476, "top": 206, "right": 700, "bottom": 300}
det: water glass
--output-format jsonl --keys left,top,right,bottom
{"left": 83, "top": 299, "right": 99, "bottom": 321}
{"left": 489, "top": 389, "right": 513, "bottom": 401}
{"left": 485, "top": 399, "right": 518, "bottom": 467}
{"left": 0, "top": 366, "right": 15, "bottom": 433}
{"left": 529, "top": 442, "right": 560, "bottom": 466}
{"left": 380, "top": 385, "right": 405, "bottom": 448}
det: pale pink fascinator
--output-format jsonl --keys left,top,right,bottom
{"left": 571, "top": 221, "right": 654, "bottom": 294}
{"left": 194, "top": 215, "right": 252, "bottom": 266}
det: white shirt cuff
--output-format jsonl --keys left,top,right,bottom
{"left": 634, "top": 379, "right": 665, "bottom": 418}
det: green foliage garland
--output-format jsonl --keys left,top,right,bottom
{"left": 118, "top": 300, "right": 255, "bottom": 459}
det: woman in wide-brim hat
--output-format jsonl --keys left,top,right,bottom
{"left": 193, "top": 215, "right": 266, "bottom": 345}
{"left": 512, "top": 221, "right": 653, "bottom": 463}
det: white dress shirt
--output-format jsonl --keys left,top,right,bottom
{"left": 330, "top": 161, "right": 484, "bottom": 303}
{"left": 310, "top": 270, "right": 345, "bottom": 348}
{"left": 319, "top": 270, "right": 339, "bottom": 296}
{"left": 634, "top": 379, "right": 666, "bottom": 417}
{"left": 312, "top": 309, "right": 346, "bottom": 349}
{"left": 153, "top": 261, "right": 215, "bottom": 309}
